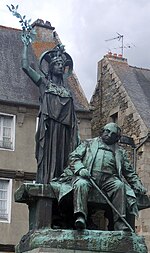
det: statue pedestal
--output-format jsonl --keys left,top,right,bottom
{"left": 15, "top": 229, "right": 147, "bottom": 253}
{"left": 15, "top": 183, "right": 149, "bottom": 253}
{"left": 15, "top": 183, "right": 55, "bottom": 230}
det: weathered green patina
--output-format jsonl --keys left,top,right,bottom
{"left": 13, "top": 120, "right": 150, "bottom": 252}
{"left": 22, "top": 42, "right": 79, "bottom": 184}
{"left": 14, "top": 182, "right": 150, "bottom": 231}
{"left": 15, "top": 229, "right": 147, "bottom": 253}
{"left": 51, "top": 123, "right": 148, "bottom": 231}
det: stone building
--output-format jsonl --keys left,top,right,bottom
{"left": 0, "top": 20, "right": 91, "bottom": 252}
{"left": 90, "top": 52, "right": 150, "bottom": 250}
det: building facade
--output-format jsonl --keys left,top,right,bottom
{"left": 91, "top": 52, "right": 150, "bottom": 250}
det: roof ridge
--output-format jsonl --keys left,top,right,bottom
{"left": 0, "top": 25, "right": 21, "bottom": 31}
{"left": 129, "top": 65, "right": 150, "bottom": 72}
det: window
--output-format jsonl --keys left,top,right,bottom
{"left": 109, "top": 107, "right": 119, "bottom": 124}
{"left": 0, "top": 113, "right": 15, "bottom": 150}
{"left": 110, "top": 112, "right": 118, "bottom": 123}
{"left": 0, "top": 178, "right": 12, "bottom": 223}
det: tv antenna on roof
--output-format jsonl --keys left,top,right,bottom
{"left": 105, "top": 32, "right": 124, "bottom": 57}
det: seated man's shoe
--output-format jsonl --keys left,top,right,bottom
{"left": 75, "top": 216, "right": 86, "bottom": 230}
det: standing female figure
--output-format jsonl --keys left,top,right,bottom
{"left": 22, "top": 42, "right": 79, "bottom": 183}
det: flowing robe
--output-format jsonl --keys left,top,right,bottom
{"left": 36, "top": 77, "right": 79, "bottom": 183}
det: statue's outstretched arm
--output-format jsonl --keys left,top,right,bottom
{"left": 6, "top": 5, "right": 40, "bottom": 85}
{"left": 22, "top": 43, "right": 41, "bottom": 85}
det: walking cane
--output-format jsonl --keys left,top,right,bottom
{"left": 89, "top": 178, "right": 134, "bottom": 232}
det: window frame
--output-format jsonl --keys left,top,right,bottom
{"left": 110, "top": 112, "right": 118, "bottom": 124}
{"left": 0, "top": 178, "right": 12, "bottom": 223}
{"left": 0, "top": 113, "right": 16, "bottom": 151}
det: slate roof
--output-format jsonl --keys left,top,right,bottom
{"left": 108, "top": 57, "right": 150, "bottom": 129}
{"left": 0, "top": 25, "right": 89, "bottom": 112}
{"left": 0, "top": 26, "right": 39, "bottom": 107}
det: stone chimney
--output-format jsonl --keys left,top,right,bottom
{"left": 30, "top": 19, "right": 59, "bottom": 58}
{"left": 32, "top": 19, "right": 55, "bottom": 30}
{"left": 105, "top": 52, "right": 127, "bottom": 63}
{"left": 32, "top": 19, "right": 55, "bottom": 42}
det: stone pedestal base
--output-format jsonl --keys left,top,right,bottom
{"left": 16, "top": 229, "right": 147, "bottom": 253}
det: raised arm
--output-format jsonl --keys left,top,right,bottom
{"left": 7, "top": 5, "right": 41, "bottom": 85}
{"left": 22, "top": 42, "right": 41, "bottom": 85}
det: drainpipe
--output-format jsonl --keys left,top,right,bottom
{"left": 99, "top": 60, "right": 103, "bottom": 121}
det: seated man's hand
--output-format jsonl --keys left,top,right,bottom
{"left": 139, "top": 185, "right": 147, "bottom": 195}
{"left": 134, "top": 185, "right": 147, "bottom": 195}
{"left": 79, "top": 169, "right": 91, "bottom": 178}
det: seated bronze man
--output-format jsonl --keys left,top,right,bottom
{"left": 51, "top": 123, "right": 147, "bottom": 231}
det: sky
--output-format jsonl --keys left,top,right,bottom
{"left": 1, "top": 0, "right": 150, "bottom": 101}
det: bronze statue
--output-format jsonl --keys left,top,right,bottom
{"left": 6, "top": 4, "right": 79, "bottom": 184}
{"left": 51, "top": 122, "right": 147, "bottom": 231}
{"left": 7, "top": 7, "right": 149, "bottom": 252}
{"left": 22, "top": 38, "right": 79, "bottom": 183}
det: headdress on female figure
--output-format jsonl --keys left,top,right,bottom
{"left": 39, "top": 44, "right": 73, "bottom": 78}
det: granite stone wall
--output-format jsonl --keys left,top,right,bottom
{"left": 91, "top": 57, "right": 147, "bottom": 142}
